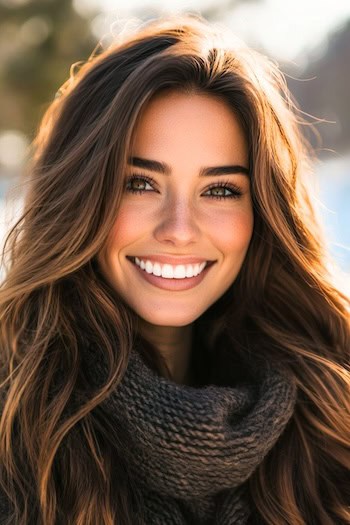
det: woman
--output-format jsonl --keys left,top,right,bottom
{"left": 0, "top": 13, "right": 349, "bottom": 525}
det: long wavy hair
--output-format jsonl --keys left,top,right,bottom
{"left": 0, "top": 13, "right": 349, "bottom": 525}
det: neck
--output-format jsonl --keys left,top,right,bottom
{"left": 137, "top": 320, "right": 193, "bottom": 384}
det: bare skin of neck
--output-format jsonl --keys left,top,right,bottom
{"left": 138, "top": 320, "right": 194, "bottom": 385}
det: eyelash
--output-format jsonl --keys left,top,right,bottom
{"left": 124, "top": 173, "right": 243, "bottom": 200}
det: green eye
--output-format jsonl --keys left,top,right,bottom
{"left": 203, "top": 183, "right": 243, "bottom": 200}
{"left": 125, "top": 174, "right": 243, "bottom": 200}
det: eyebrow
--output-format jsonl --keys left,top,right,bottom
{"left": 128, "top": 156, "right": 250, "bottom": 177}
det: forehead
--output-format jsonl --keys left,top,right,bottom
{"left": 130, "top": 90, "right": 248, "bottom": 165}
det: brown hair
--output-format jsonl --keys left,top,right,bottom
{"left": 1, "top": 13, "right": 349, "bottom": 525}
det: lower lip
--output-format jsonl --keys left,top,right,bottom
{"left": 127, "top": 259, "right": 215, "bottom": 291}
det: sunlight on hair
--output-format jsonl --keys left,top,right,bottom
{"left": 0, "top": 13, "right": 349, "bottom": 525}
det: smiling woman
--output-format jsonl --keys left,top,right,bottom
{"left": 97, "top": 91, "right": 254, "bottom": 368}
{"left": 0, "top": 12, "right": 350, "bottom": 525}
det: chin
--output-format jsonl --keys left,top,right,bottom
{"left": 138, "top": 311, "right": 201, "bottom": 328}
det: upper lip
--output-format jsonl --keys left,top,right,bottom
{"left": 128, "top": 255, "right": 216, "bottom": 265}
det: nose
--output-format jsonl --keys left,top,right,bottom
{"left": 153, "top": 197, "right": 201, "bottom": 247}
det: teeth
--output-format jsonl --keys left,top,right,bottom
{"left": 152, "top": 262, "right": 162, "bottom": 277}
{"left": 162, "top": 264, "right": 174, "bottom": 278}
{"left": 174, "top": 265, "right": 186, "bottom": 278}
{"left": 185, "top": 265, "right": 194, "bottom": 278}
{"left": 133, "top": 258, "right": 207, "bottom": 279}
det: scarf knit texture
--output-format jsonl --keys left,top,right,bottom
{"left": 84, "top": 343, "right": 297, "bottom": 524}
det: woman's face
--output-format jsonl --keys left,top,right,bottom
{"left": 98, "top": 90, "right": 254, "bottom": 327}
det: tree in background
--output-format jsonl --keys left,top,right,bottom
{"left": 0, "top": 0, "right": 259, "bottom": 142}
{"left": 0, "top": 0, "right": 96, "bottom": 139}
{"left": 1, "top": 0, "right": 348, "bottom": 155}
{"left": 286, "top": 19, "right": 350, "bottom": 156}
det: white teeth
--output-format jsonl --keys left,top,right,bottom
{"left": 132, "top": 258, "right": 207, "bottom": 279}
{"left": 145, "top": 261, "right": 153, "bottom": 274}
{"left": 161, "top": 264, "right": 173, "bottom": 278}
{"left": 185, "top": 265, "right": 194, "bottom": 278}
{"left": 152, "top": 262, "right": 162, "bottom": 276}
{"left": 173, "top": 265, "right": 186, "bottom": 278}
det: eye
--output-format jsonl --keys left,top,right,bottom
{"left": 124, "top": 174, "right": 244, "bottom": 200}
{"left": 124, "top": 174, "right": 156, "bottom": 194}
{"left": 203, "top": 181, "right": 243, "bottom": 200}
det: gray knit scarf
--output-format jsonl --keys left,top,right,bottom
{"left": 84, "top": 344, "right": 297, "bottom": 524}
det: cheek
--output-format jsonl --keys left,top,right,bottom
{"left": 101, "top": 201, "right": 253, "bottom": 261}
{"left": 207, "top": 207, "right": 254, "bottom": 255}
{"left": 108, "top": 203, "right": 147, "bottom": 249}
{"left": 97, "top": 205, "right": 136, "bottom": 274}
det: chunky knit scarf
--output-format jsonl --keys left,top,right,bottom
{"left": 84, "top": 343, "right": 297, "bottom": 525}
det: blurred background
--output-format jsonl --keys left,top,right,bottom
{"left": 0, "top": 0, "right": 349, "bottom": 288}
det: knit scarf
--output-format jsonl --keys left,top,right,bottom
{"left": 84, "top": 343, "right": 297, "bottom": 524}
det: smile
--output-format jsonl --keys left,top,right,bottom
{"left": 126, "top": 256, "right": 216, "bottom": 291}
{"left": 133, "top": 256, "right": 208, "bottom": 279}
